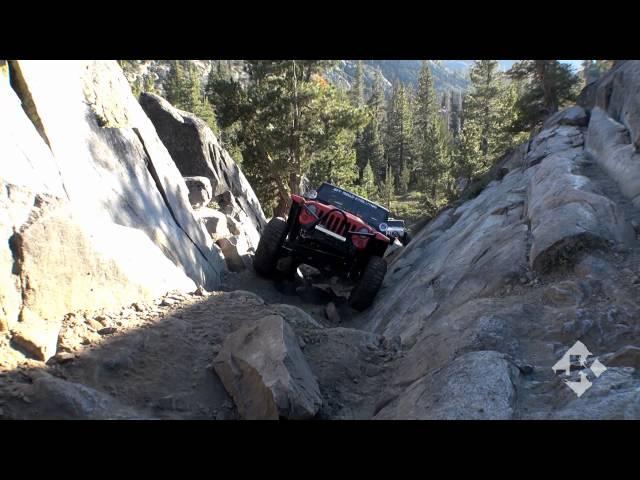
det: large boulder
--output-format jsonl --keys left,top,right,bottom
{"left": 498, "top": 141, "right": 529, "bottom": 173}
{"left": 184, "top": 176, "right": 213, "bottom": 209}
{"left": 6, "top": 60, "right": 225, "bottom": 290}
{"left": 360, "top": 102, "right": 640, "bottom": 420}
{"left": 587, "top": 61, "right": 640, "bottom": 151}
{"left": 0, "top": 68, "right": 68, "bottom": 331}
{"left": 366, "top": 168, "right": 531, "bottom": 340}
{"left": 526, "top": 144, "right": 634, "bottom": 272}
{"left": 10, "top": 313, "right": 60, "bottom": 361}
{"left": 585, "top": 107, "right": 640, "bottom": 207}
{"left": 536, "top": 368, "right": 640, "bottom": 420}
{"left": 375, "top": 351, "right": 519, "bottom": 420}
{"left": 2, "top": 187, "right": 197, "bottom": 361}
{"left": 0, "top": 78, "right": 67, "bottom": 197}
{"left": 524, "top": 124, "right": 584, "bottom": 168}
{"left": 195, "top": 207, "right": 229, "bottom": 240}
{"left": 216, "top": 235, "right": 252, "bottom": 272}
{"left": 18, "top": 194, "right": 195, "bottom": 312}
{"left": 139, "top": 92, "right": 266, "bottom": 249}
{"left": 1, "top": 61, "right": 218, "bottom": 355}
{"left": 0, "top": 184, "right": 34, "bottom": 332}
{"left": 213, "top": 315, "right": 323, "bottom": 420}
{"left": 542, "top": 105, "right": 588, "bottom": 130}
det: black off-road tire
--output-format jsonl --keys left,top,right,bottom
{"left": 348, "top": 256, "right": 387, "bottom": 311}
{"left": 402, "top": 232, "right": 412, "bottom": 245}
{"left": 253, "top": 217, "right": 289, "bottom": 278}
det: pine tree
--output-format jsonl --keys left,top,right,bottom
{"left": 350, "top": 60, "right": 364, "bottom": 107}
{"left": 413, "top": 61, "right": 440, "bottom": 192}
{"left": 187, "top": 63, "right": 218, "bottom": 133}
{"left": 441, "top": 90, "right": 451, "bottom": 132}
{"left": 205, "top": 61, "right": 247, "bottom": 130}
{"left": 468, "top": 60, "right": 501, "bottom": 166}
{"left": 164, "top": 60, "right": 187, "bottom": 107}
{"left": 361, "top": 114, "right": 386, "bottom": 183}
{"left": 309, "top": 129, "right": 359, "bottom": 189}
{"left": 239, "top": 60, "right": 364, "bottom": 216}
{"left": 361, "top": 162, "right": 376, "bottom": 199}
{"left": 358, "top": 71, "right": 386, "bottom": 184}
{"left": 118, "top": 60, "right": 139, "bottom": 80}
{"left": 381, "top": 162, "right": 395, "bottom": 210}
{"left": 495, "top": 81, "right": 528, "bottom": 154}
{"left": 368, "top": 70, "right": 386, "bottom": 122}
{"left": 351, "top": 60, "right": 368, "bottom": 184}
{"left": 142, "top": 73, "right": 156, "bottom": 94}
{"left": 507, "top": 60, "right": 580, "bottom": 132}
{"left": 455, "top": 60, "right": 512, "bottom": 176}
{"left": 449, "top": 90, "right": 463, "bottom": 138}
{"left": 164, "top": 61, "right": 218, "bottom": 134}
{"left": 581, "top": 60, "right": 614, "bottom": 85}
{"left": 385, "top": 82, "right": 414, "bottom": 194}
{"left": 450, "top": 59, "right": 527, "bottom": 188}
{"left": 131, "top": 77, "right": 143, "bottom": 98}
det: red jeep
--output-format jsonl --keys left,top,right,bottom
{"left": 253, "top": 182, "right": 391, "bottom": 311}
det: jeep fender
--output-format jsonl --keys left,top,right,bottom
{"left": 291, "top": 194, "right": 306, "bottom": 205}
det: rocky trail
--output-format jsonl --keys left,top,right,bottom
{"left": 3, "top": 60, "right": 640, "bottom": 420}
{"left": 511, "top": 151, "right": 640, "bottom": 419}
{"left": 0, "top": 269, "right": 394, "bottom": 420}
{"left": 358, "top": 90, "right": 640, "bottom": 419}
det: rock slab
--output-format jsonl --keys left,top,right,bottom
{"left": 213, "top": 314, "right": 323, "bottom": 419}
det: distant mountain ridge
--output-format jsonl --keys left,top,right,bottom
{"left": 328, "top": 60, "right": 470, "bottom": 96}
{"left": 121, "top": 60, "right": 472, "bottom": 99}
{"left": 121, "top": 60, "right": 583, "bottom": 101}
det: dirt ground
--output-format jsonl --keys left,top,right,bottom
{"left": 0, "top": 264, "right": 395, "bottom": 420}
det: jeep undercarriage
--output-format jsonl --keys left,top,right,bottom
{"left": 253, "top": 183, "right": 392, "bottom": 310}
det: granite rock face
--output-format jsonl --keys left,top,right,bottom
{"left": 0, "top": 60, "right": 225, "bottom": 359}
{"left": 9, "top": 61, "right": 226, "bottom": 289}
{"left": 140, "top": 92, "right": 266, "bottom": 250}
{"left": 362, "top": 75, "right": 640, "bottom": 419}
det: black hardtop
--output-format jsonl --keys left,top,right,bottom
{"left": 317, "top": 182, "right": 390, "bottom": 215}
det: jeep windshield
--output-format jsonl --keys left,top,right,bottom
{"left": 316, "top": 183, "right": 389, "bottom": 228}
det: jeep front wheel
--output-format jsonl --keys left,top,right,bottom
{"left": 349, "top": 256, "right": 387, "bottom": 311}
{"left": 254, "top": 217, "right": 289, "bottom": 277}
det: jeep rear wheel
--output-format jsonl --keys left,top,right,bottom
{"left": 349, "top": 256, "right": 387, "bottom": 311}
{"left": 254, "top": 217, "right": 289, "bottom": 277}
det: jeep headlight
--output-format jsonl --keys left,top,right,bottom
{"left": 306, "top": 204, "right": 318, "bottom": 215}
{"left": 305, "top": 189, "right": 318, "bottom": 199}
{"left": 379, "top": 223, "right": 388, "bottom": 232}
{"left": 358, "top": 227, "right": 370, "bottom": 239}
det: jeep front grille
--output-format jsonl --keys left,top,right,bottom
{"left": 321, "top": 211, "right": 359, "bottom": 237}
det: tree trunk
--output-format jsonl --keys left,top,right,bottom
{"left": 265, "top": 150, "right": 291, "bottom": 218}
{"left": 289, "top": 60, "right": 302, "bottom": 198}
{"left": 273, "top": 175, "right": 291, "bottom": 218}
{"left": 536, "top": 61, "right": 558, "bottom": 115}
{"left": 289, "top": 171, "right": 300, "bottom": 196}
